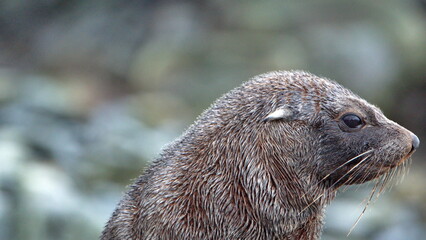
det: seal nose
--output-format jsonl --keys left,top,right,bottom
{"left": 411, "top": 133, "right": 420, "bottom": 151}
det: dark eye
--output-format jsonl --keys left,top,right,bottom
{"left": 341, "top": 114, "right": 364, "bottom": 129}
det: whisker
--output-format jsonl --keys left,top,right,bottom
{"left": 399, "top": 158, "right": 411, "bottom": 184}
{"left": 300, "top": 150, "right": 373, "bottom": 200}
{"left": 346, "top": 154, "right": 414, "bottom": 236}
{"left": 347, "top": 180, "right": 379, "bottom": 236}
{"left": 386, "top": 167, "right": 399, "bottom": 192}
{"left": 397, "top": 158, "right": 410, "bottom": 185}
{"left": 343, "top": 158, "right": 377, "bottom": 192}
{"left": 333, "top": 155, "right": 372, "bottom": 189}
{"left": 376, "top": 162, "right": 392, "bottom": 196}
{"left": 360, "top": 151, "right": 381, "bottom": 184}
{"left": 319, "top": 150, "right": 373, "bottom": 183}
{"left": 376, "top": 172, "right": 389, "bottom": 198}
{"left": 402, "top": 159, "right": 409, "bottom": 178}
{"left": 346, "top": 156, "right": 389, "bottom": 235}
{"left": 406, "top": 158, "right": 412, "bottom": 176}
{"left": 341, "top": 165, "right": 368, "bottom": 192}
{"left": 300, "top": 155, "right": 372, "bottom": 213}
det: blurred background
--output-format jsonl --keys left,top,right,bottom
{"left": 0, "top": 0, "right": 425, "bottom": 239}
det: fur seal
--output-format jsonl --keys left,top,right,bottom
{"left": 101, "top": 71, "right": 419, "bottom": 240}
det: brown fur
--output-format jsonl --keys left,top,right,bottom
{"left": 101, "top": 71, "right": 418, "bottom": 240}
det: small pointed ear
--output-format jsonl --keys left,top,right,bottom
{"left": 263, "top": 107, "right": 294, "bottom": 122}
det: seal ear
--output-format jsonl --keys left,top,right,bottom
{"left": 264, "top": 107, "right": 294, "bottom": 122}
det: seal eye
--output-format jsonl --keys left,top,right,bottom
{"left": 341, "top": 114, "right": 364, "bottom": 129}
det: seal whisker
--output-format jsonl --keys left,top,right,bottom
{"left": 333, "top": 155, "right": 372, "bottom": 189}
{"left": 341, "top": 159, "right": 387, "bottom": 234}
{"left": 363, "top": 158, "right": 389, "bottom": 200}
{"left": 320, "top": 150, "right": 373, "bottom": 183}
{"left": 384, "top": 167, "right": 399, "bottom": 193}
{"left": 300, "top": 150, "right": 373, "bottom": 200}
{"left": 370, "top": 158, "right": 388, "bottom": 194}
{"left": 341, "top": 163, "right": 370, "bottom": 192}
{"left": 396, "top": 160, "right": 409, "bottom": 185}
{"left": 341, "top": 160, "right": 374, "bottom": 192}
{"left": 376, "top": 172, "right": 390, "bottom": 198}
{"left": 347, "top": 180, "right": 380, "bottom": 236}
{"left": 301, "top": 155, "right": 372, "bottom": 213}
{"left": 399, "top": 158, "right": 411, "bottom": 184}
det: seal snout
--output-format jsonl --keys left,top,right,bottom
{"left": 411, "top": 133, "right": 420, "bottom": 151}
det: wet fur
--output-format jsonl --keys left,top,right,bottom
{"left": 101, "top": 71, "right": 416, "bottom": 240}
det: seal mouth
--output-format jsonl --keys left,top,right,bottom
{"left": 387, "top": 151, "right": 413, "bottom": 169}
{"left": 407, "top": 147, "right": 417, "bottom": 157}
{"left": 327, "top": 149, "right": 415, "bottom": 187}
{"left": 374, "top": 148, "right": 415, "bottom": 178}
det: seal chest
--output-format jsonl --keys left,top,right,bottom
{"left": 101, "top": 70, "right": 419, "bottom": 240}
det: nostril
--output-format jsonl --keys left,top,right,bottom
{"left": 411, "top": 133, "right": 420, "bottom": 151}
